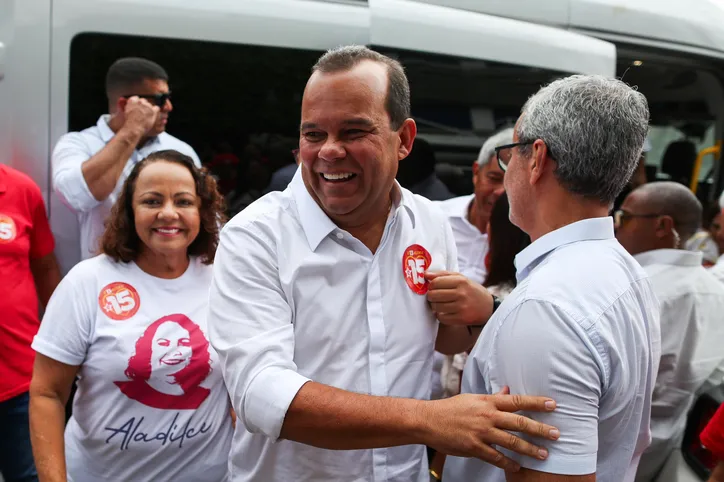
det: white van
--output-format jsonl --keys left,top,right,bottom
{"left": 1, "top": 0, "right": 723, "bottom": 480}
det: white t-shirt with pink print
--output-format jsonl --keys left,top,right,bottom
{"left": 33, "top": 254, "right": 232, "bottom": 482}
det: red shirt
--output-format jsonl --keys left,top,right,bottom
{"left": 0, "top": 164, "right": 55, "bottom": 402}
{"left": 702, "top": 403, "right": 724, "bottom": 460}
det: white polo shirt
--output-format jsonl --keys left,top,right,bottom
{"left": 435, "top": 194, "right": 488, "bottom": 284}
{"left": 444, "top": 217, "right": 661, "bottom": 482}
{"left": 52, "top": 115, "right": 201, "bottom": 260}
{"left": 208, "top": 169, "right": 458, "bottom": 482}
{"left": 633, "top": 249, "right": 724, "bottom": 480}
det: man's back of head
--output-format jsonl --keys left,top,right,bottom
{"left": 504, "top": 75, "right": 649, "bottom": 240}
{"left": 616, "top": 181, "right": 702, "bottom": 256}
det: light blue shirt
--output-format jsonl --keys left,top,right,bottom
{"left": 52, "top": 115, "right": 201, "bottom": 260}
{"left": 444, "top": 217, "right": 661, "bottom": 482}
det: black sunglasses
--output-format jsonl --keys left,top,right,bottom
{"left": 494, "top": 140, "right": 556, "bottom": 172}
{"left": 122, "top": 92, "right": 171, "bottom": 108}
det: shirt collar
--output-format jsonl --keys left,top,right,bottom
{"left": 634, "top": 249, "right": 703, "bottom": 268}
{"left": 290, "top": 167, "right": 415, "bottom": 251}
{"left": 97, "top": 115, "right": 116, "bottom": 143}
{"left": 515, "top": 217, "right": 615, "bottom": 282}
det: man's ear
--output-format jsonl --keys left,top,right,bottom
{"left": 529, "top": 139, "right": 552, "bottom": 185}
{"left": 397, "top": 118, "right": 417, "bottom": 160}
{"left": 655, "top": 215, "right": 674, "bottom": 238}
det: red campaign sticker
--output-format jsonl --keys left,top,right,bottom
{"left": 99, "top": 282, "right": 141, "bottom": 321}
{"left": 0, "top": 214, "right": 17, "bottom": 243}
{"left": 403, "top": 244, "right": 432, "bottom": 295}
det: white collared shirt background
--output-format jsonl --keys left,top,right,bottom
{"left": 52, "top": 115, "right": 201, "bottom": 260}
{"left": 633, "top": 249, "right": 724, "bottom": 481}
{"left": 208, "top": 169, "right": 458, "bottom": 482}
{"left": 434, "top": 194, "right": 488, "bottom": 284}
{"left": 444, "top": 217, "right": 661, "bottom": 482}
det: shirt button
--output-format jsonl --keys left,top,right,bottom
{"left": 336, "top": 233, "right": 344, "bottom": 239}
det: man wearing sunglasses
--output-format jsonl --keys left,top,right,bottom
{"left": 614, "top": 181, "right": 724, "bottom": 482}
{"left": 52, "top": 57, "right": 200, "bottom": 262}
{"left": 445, "top": 75, "right": 660, "bottom": 482}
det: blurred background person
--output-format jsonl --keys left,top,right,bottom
{"left": 430, "top": 192, "right": 530, "bottom": 480}
{"left": 614, "top": 181, "right": 724, "bottom": 481}
{"left": 52, "top": 57, "right": 201, "bottom": 262}
{"left": 435, "top": 127, "right": 512, "bottom": 285}
{"left": 685, "top": 201, "right": 720, "bottom": 267}
{"left": 0, "top": 163, "right": 61, "bottom": 482}
{"left": 396, "top": 137, "right": 453, "bottom": 201}
{"left": 29, "top": 150, "right": 232, "bottom": 482}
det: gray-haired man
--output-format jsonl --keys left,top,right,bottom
{"left": 444, "top": 75, "right": 661, "bottom": 481}
{"left": 435, "top": 128, "right": 513, "bottom": 284}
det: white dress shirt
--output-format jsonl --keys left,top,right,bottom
{"left": 208, "top": 170, "right": 458, "bottom": 482}
{"left": 435, "top": 194, "right": 488, "bottom": 284}
{"left": 633, "top": 249, "right": 724, "bottom": 481}
{"left": 444, "top": 217, "right": 661, "bottom": 482}
{"left": 52, "top": 115, "right": 201, "bottom": 260}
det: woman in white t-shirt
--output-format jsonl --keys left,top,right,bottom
{"left": 29, "top": 149, "right": 232, "bottom": 482}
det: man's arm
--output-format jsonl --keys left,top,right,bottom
{"left": 208, "top": 222, "right": 560, "bottom": 472}
{"left": 481, "top": 300, "right": 601, "bottom": 479}
{"left": 53, "top": 98, "right": 158, "bottom": 209}
{"left": 79, "top": 98, "right": 158, "bottom": 201}
{"left": 27, "top": 182, "right": 60, "bottom": 306}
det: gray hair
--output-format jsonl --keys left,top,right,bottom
{"left": 517, "top": 75, "right": 649, "bottom": 204}
{"left": 312, "top": 45, "right": 410, "bottom": 130}
{"left": 477, "top": 128, "right": 515, "bottom": 166}
{"left": 634, "top": 181, "right": 702, "bottom": 242}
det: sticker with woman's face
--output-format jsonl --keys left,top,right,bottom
{"left": 114, "top": 314, "right": 212, "bottom": 410}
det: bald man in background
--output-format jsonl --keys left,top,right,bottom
{"left": 615, "top": 181, "right": 724, "bottom": 481}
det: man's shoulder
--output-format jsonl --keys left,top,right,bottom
{"left": 523, "top": 239, "right": 650, "bottom": 318}
{"left": 432, "top": 193, "right": 472, "bottom": 215}
{"left": 223, "top": 190, "right": 296, "bottom": 238}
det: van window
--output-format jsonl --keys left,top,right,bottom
{"left": 69, "top": 33, "right": 568, "bottom": 209}
{"left": 616, "top": 46, "right": 724, "bottom": 201}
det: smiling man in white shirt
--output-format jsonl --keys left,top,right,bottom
{"left": 444, "top": 75, "right": 661, "bottom": 482}
{"left": 615, "top": 181, "right": 724, "bottom": 481}
{"left": 52, "top": 57, "right": 200, "bottom": 261}
{"left": 208, "top": 46, "right": 561, "bottom": 482}
{"left": 435, "top": 128, "right": 513, "bottom": 285}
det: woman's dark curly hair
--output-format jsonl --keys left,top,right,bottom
{"left": 100, "top": 149, "right": 226, "bottom": 265}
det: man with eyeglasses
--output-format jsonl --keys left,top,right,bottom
{"left": 614, "top": 181, "right": 724, "bottom": 482}
{"left": 52, "top": 57, "right": 201, "bottom": 261}
{"left": 435, "top": 128, "right": 512, "bottom": 285}
{"left": 444, "top": 75, "right": 661, "bottom": 482}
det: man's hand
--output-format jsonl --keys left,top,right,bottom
{"left": 426, "top": 271, "right": 494, "bottom": 325}
{"left": 121, "top": 96, "right": 160, "bottom": 138}
{"left": 420, "top": 391, "right": 559, "bottom": 472}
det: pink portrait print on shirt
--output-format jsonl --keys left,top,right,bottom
{"left": 114, "top": 314, "right": 212, "bottom": 410}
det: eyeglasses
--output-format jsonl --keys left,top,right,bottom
{"left": 613, "top": 210, "right": 661, "bottom": 227}
{"left": 494, "top": 140, "right": 560, "bottom": 172}
{"left": 122, "top": 92, "right": 171, "bottom": 108}
{"left": 494, "top": 141, "right": 534, "bottom": 172}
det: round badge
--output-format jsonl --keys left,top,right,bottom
{"left": 403, "top": 244, "right": 432, "bottom": 295}
{"left": 0, "top": 214, "right": 17, "bottom": 243}
{"left": 99, "top": 282, "right": 141, "bottom": 321}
